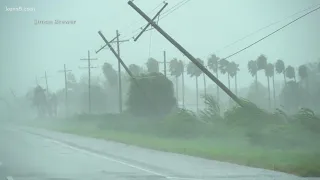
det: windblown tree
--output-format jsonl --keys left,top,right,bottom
{"left": 275, "top": 59, "right": 286, "bottom": 85}
{"left": 257, "top": 54, "right": 268, "bottom": 81}
{"left": 207, "top": 54, "right": 220, "bottom": 101}
{"left": 126, "top": 72, "right": 176, "bottom": 117}
{"left": 285, "top": 65, "right": 296, "bottom": 82}
{"left": 248, "top": 60, "right": 258, "bottom": 91}
{"left": 102, "top": 62, "right": 118, "bottom": 87}
{"left": 178, "top": 60, "right": 185, "bottom": 108}
{"left": 265, "top": 63, "right": 275, "bottom": 110}
{"left": 128, "top": 64, "right": 142, "bottom": 77}
{"left": 198, "top": 58, "right": 207, "bottom": 97}
{"left": 67, "top": 72, "right": 77, "bottom": 90}
{"left": 169, "top": 58, "right": 183, "bottom": 102}
{"left": 32, "top": 85, "right": 48, "bottom": 117}
{"left": 229, "top": 62, "right": 240, "bottom": 95}
{"left": 219, "top": 58, "right": 231, "bottom": 89}
{"left": 187, "top": 60, "right": 203, "bottom": 113}
{"left": 298, "top": 64, "right": 309, "bottom": 92}
{"left": 146, "top": 58, "right": 159, "bottom": 73}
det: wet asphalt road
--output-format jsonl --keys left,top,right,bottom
{"left": 0, "top": 124, "right": 318, "bottom": 180}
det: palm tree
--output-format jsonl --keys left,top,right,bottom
{"left": 197, "top": 58, "right": 206, "bottom": 97}
{"left": 257, "top": 54, "right": 267, "bottom": 71}
{"left": 229, "top": 62, "right": 240, "bottom": 95}
{"left": 169, "top": 58, "right": 183, "bottom": 102}
{"left": 265, "top": 63, "right": 274, "bottom": 110}
{"left": 275, "top": 59, "right": 286, "bottom": 85}
{"left": 207, "top": 54, "right": 220, "bottom": 101}
{"left": 219, "top": 58, "right": 231, "bottom": 89}
{"left": 285, "top": 65, "right": 296, "bottom": 82}
{"left": 248, "top": 60, "right": 258, "bottom": 91}
{"left": 146, "top": 58, "right": 159, "bottom": 73}
{"left": 128, "top": 64, "right": 142, "bottom": 76}
{"left": 298, "top": 64, "right": 309, "bottom": 92}
{"left": 187, "top": 61, "right": 202, "bottom": 113}
{"left": 178, "top": 60, "right": 185, "bottom": 108}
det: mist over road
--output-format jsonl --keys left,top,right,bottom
{"left": 0, "top": 124, "right": 317, "bottom": 180}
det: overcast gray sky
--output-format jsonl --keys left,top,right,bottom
{"left": 0, "top": 0, "right": 319, "bottom": 96}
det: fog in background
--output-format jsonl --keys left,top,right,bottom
{"left": 1, "top": 0, "right": 319, "bottom": 94}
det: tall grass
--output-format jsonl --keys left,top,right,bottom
{"left": 29, "top": 95, "right": 320, "bottom": 177}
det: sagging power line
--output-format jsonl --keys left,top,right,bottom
{"left": 221, "top": 5, "right": 320, "bottom": 61}
{"left": 216, "top": 2, "right": 320, "bottom": 54}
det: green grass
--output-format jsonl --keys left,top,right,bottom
{"left": 26, "top": 104, "right": 320, "bottom": 177}
{"left": 27, "top": 111, "right": 320, "bottom": 177}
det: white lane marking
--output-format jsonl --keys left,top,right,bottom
{"left": 44, "top": 138, "right": 203, "bottom": 180}
{"left": 6, "top": 176, "right": 14, "bottom": 180}
{"left": 167, "top": 177, "right": 204, "bottom": 180}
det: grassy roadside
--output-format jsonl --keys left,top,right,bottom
{"left": 26, "top": 113, "right": 320, "bottom": 177}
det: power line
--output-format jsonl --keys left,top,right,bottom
{"left": 216, "top": 3, "right": 320, "bottom": 54}
{"left": 119, "top": 1, "right": 167, "bottom": 39}
{"left": 129, "top": 0, "right": 191, "bottom": 39}
{"left": 160, "top": 0, "right": 191, "bottom": 20}
{"left": 221, "top": 5, "right": 320, "bottom": 61}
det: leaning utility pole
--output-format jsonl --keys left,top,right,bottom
{"left": 128, "top": 1, "right": 244, "bottom": 107}
{"left": 58, "top": 64, "right": 72, "bottom": 116}
{"left": 80, "top": 50, "right": 98, "bottom": 113}
{"left": 96, "top": 31, "right": 130, "bottom": 113}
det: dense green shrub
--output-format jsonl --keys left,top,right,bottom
{"left": 126, "top": 72, "right": 176, "bottom": 117}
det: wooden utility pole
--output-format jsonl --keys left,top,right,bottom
{"left": 157, "top": 52, "right": 170, "bottom": 77}
{"left": 80, "top": 51, "right": 98, "bottom": 113}
{"left": 116, "top": 30, "right": 123, "bottom": 113}
{"left": 35, "top": 76, "right": 39, "bottom": 86}
{"left": 128, "top": 1, "right": 244, "bottom": 107}
{"left": 96, "top": 31, "right": 130, "bottom": 113}
{"left": 45, "top": 71, "right": 49, "bottom": 92}
{"left": 40, "top": 71, "right": 50, "bottom": 93}
{"left": 163, "top": 51, "right": 167, "bottom": 77}
{"left": 58, "top": 64, "right": 72, "bottom": 116}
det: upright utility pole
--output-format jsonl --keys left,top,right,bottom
{"left": 80, "top": 51, "right": 98, "bottom": 113}
{"left": 157, "top": 51, "right": 170, "bottom": 77}
{"left": 116, "top": 30, "right": 122, "bottom": 113}
{"left": 41, "top": 71, "right": 50, "bottom": 93}
{"left": 182, "top": 63, "right": 185, "bottom": 108}
{"left": 35, "top": 76, "right": 39, "bottom": 86}
{"left": 58, "top": 64, "right": 72, "bottom": 116}
{"left": 128, "top": 1, "right": 244, "bottom": 107}
{"left": 45, "top": 71, "right": 49, "bottom": 91}
{"left": 163, "top": 51, "right": 167, "bottom": 77}
{"left": 96, "top": 31, "right": 130, "bottom": 113}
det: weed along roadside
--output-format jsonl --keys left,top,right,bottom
{"left": 27, "top": 97, "right": 320, "bottom": 177}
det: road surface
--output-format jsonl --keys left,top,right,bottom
{"left": 0, "top": 124, "right": 317, "bottom": 180}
